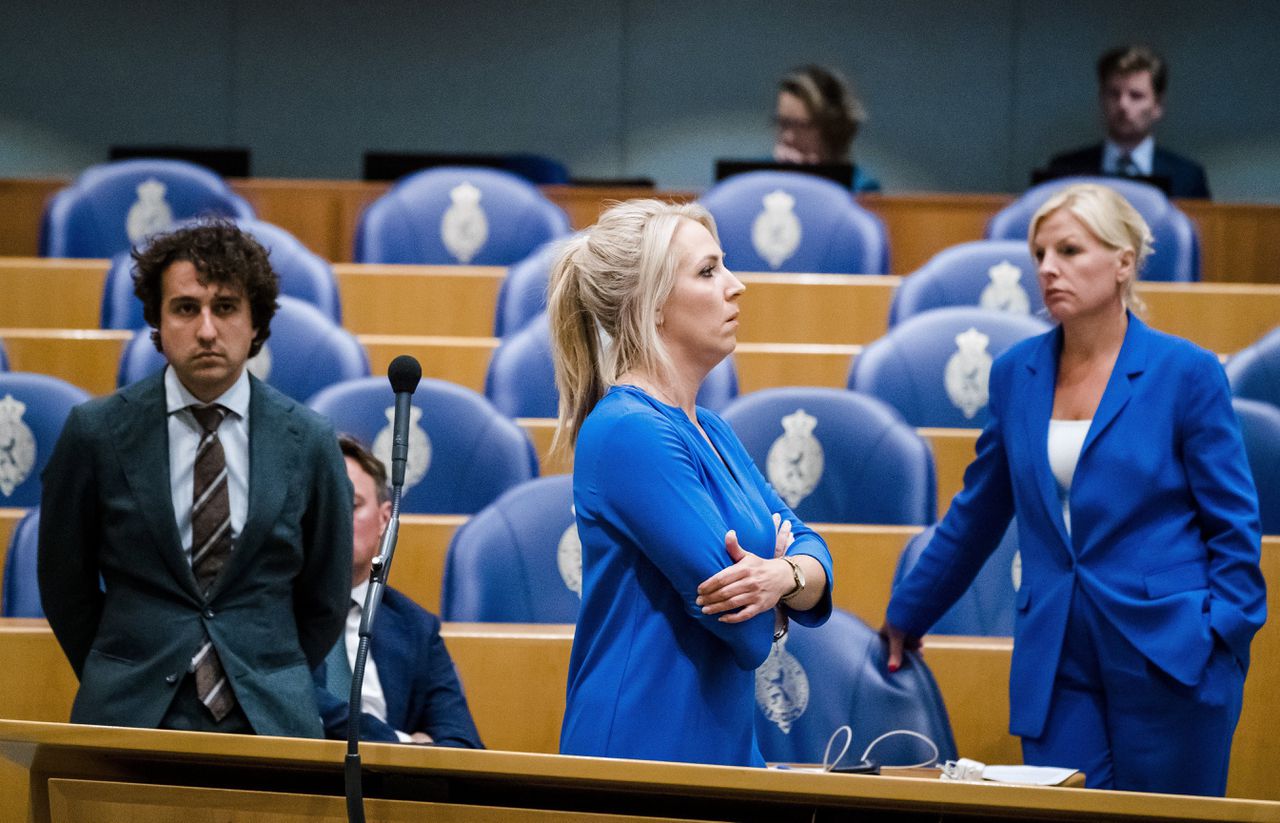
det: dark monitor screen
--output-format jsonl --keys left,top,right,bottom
{"left": 109, "top": 146, "right": 251, "bottom": 178}
{"left": 715, "top": 159, "right": 854, "bottom": 188}
{"left": 1030, "top": 167, "right": 1172, "bottom": 197}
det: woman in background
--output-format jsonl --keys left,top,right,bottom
{"left": 549, "top": 199, "right": 832, "bottom": 767}
{"left": 883, "top": 183, "right": 1264, "bottom": 795}
{"left": 773, "top": 64, "right": 880, "bottom": 192}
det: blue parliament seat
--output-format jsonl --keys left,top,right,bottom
{"left": 0, "top": 373, "right": 91, "bottom": 508}
{"left": 492, "top": 239, "right": 565, "bottom": 338}
{"left": 754, "top": 608, "right": 957, "bottom": 768}
{"left": 307, "top": 376, "right": 538, "bottom": 515}
{"left": 985, "top": 176, "right": 1199, "bottom": 282}
{"left": 354, "top": 166, "right": 570, "bottom": 265}
{"left": 849, "top": 307, "right": 1049, "bottom": 428}
{"left": 1226, "top": 326, "right": 1280, "bottom": 411}
{"left": 116, "top": 296, "right": 368, "bottom": 402}
{"left": 40, "top": 159, "right": 254, "bottom": 259}
{"left": 699, "top": 171, "right": 888, "bottom": 274}
{"left": 440, "top": 474, "right": 580, "bottom": 622}
{"left": 720, "top": 387, "right": 935, "bottom": 526}
{"left": 892, "top": 523, "right": 1020, "bottom": 636}
{"left": 1, "top": 507, "right": 42, "bottom": 618}
{"left": 100, "top": 218, "right": 342, "bottom": 329}
{"left": 1233, "top": 398, "right": 1280, "bottom": 536}
{"left": 484, "top": 313, "right": 738, "bottom": 418}
{"left": 889, "top": 240, "right": 1045, "bottom": 326}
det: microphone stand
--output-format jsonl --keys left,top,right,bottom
{"left": 344, "top": 481, "right": 403, "bottom": 823}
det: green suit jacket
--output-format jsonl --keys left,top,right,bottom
{"left": 37, "top": 371, "right": 352, "bottom": 738}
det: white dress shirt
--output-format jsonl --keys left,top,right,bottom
{"left": 165, "top": 366, "right": 250, "bottom": 560}
{"left": 344, "top": 579, "right": 413, "bottom": 743}
{"left": 1103, "top": 136, "right": 1155, "bottom": 176}
{"left": 1048, "top": 418, "right": 1091, "bottom": 536}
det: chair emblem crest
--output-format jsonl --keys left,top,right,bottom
{"left": 944, "top": 327, "right": 993, "bottom": 419}
{"left": 0, "top": 395, "right": 36, "bottom": 497}
{"left": 1011, "top": 549, "right": 1022, "bottom": 592}
{"left": 373, "top": 406, "right": 431, "bottom": 490}
{"left": 979, "top": 260, "right": 1031, "bottom": 314}
{"left": 751, "top": 190, "right": 802, "bottom": 269}
{"left": 126, "top": 178, "right": 175, "bottom": 245}
{"left": 441, "top": 182, "right": 489, "bottom": 264}
{"left": 557, "top": 504, "right": 582, "bottom": 596}
{"left": 247, "top": 342, "right": 272, "bottom": 381}
{"left": 766, "top": 409, "right": 823, "bottom": 508}
{"left": 756, "top": 635, "right": 809, "bottom": 734}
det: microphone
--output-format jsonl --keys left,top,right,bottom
{"left": 386, "top": 355, "right": 422, "bottom": 489}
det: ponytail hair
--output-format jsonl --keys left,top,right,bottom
{"left": 547, "top": 199, "right": 719, "bottom": 458}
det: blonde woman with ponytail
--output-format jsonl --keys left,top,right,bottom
{"left": 550, "top": 200, "right": 832, "bottom": 767}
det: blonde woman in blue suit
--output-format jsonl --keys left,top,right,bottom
{"left": 884, "top": 183, "right": 1265, "bottom": 795}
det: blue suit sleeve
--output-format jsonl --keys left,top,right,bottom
{"left": 887, "top": 356, "right": 1017, "bottom": 637}
{"left": 582, "top": 411, "right": 774, "bottom": 669}
{"left": 405, "top": 614, "right": 484, "bottom": 748}
{"left": 1180, "top": 353, "right": 1266, "bottom": 664}
{"left": 311, "top": 658, "right": 400, "bottom": 743}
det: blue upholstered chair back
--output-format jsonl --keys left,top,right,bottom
{"left": 2, "top": 508, "right": 42, "bottom": 618}
{"left": 892, "top": 523, "right": 1020, "bottom": 636}
{"left": 754, "top": 608, "right": 957, "bottom": 767}
{"left": 354, "top": 166, "right": 570, "bottom": 265}
{"left": 985, "top": 176, "right": 1200, "bottom": 282}
{"left": 1234, "top": 398, "right": 1280, "bottom": 536}
{"left": 492, "top": 239, "right": 565, "bottom": 337}
{"left": 889, "top": 240, "right": 1045, "bottom": 326}
{"left": 308, "top": 377, "right": 538, "bottom": 515}
{"left": 0, "top": 373, "right": 91, "bottom": 508}
{"left": 484, "top": 313, "right": 739, "bottom": 418}
{"left": 700, "top": 171, "right": 888, "bottom": 274}
{"left": 40, "top": 159, "right": 254, "bottom": 259}
{"left": 849, "top": 306, "right": 1050, "bottom": 429}
{"left": 720, "top": 388, "right": 935, "bottom": 525}
{"left": 0, "top": 341, "right": 7, "bottom": 371}
{"left": 440, "top": 474, "right": 580, "bottom": 622}
{"left": 1226, "top": 326, "right": 1280, "bottom": 411}
{"left": 100, "top": 218, "right": 341, "bottom": 330}
{"left": 116, "top": 295, "right": 368, "bottom": 401}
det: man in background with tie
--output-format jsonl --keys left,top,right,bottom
{"left": 314, "top": 435, "right": 482, "bottom": 748}
{"left": 38, "top": 220, "right": 352, "bottom": 736}
{"left": 1043, "top": 45, "right": 1211, "bottom": 199}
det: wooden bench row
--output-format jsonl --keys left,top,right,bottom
{"left": 2, "top": 527, "right": 1277, "bottom": 803}
{"left": 3, "top": 179, "right": 1279, "bottom": 283}
{"left": 2, "top": 257, "right": 1278, "bottom": 353}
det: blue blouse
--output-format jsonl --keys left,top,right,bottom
{"left": 560, "top": 386, "right": 833, "bottom": 767}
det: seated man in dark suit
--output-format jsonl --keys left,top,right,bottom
{"left": 38, "top": 220, "right": 352, "bottom": 736}
{"left": 1044, "top": 45, "right": 1210, "bottom": 199}
{"left": 314, "top": 435, "right": 483, "bottom": 747}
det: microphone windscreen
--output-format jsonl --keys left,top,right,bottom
{"left": 387, "top": 355, "right": 422, "bottom": 394}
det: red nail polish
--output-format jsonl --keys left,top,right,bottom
{"left": 888, "top": 663, "right": 899, "bottom": 673}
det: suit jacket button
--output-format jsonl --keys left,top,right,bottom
{"left": 204, "top": 609, "right": 215, "bottom": 619}
{"left": 165, "top": 673, "right": 178, "bottom": 685}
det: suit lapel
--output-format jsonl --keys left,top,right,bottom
{"left": 212, "top": 377, "right": 300, "bottom": 598}
{"left": 1019, "top": 328, "right": 1073, "bottom": 555}
{"left": 1082, "top": 312, "right": 1147, "bottom": 456}
{"left": 111, "top": 372, "right": 202, "bottom": 600}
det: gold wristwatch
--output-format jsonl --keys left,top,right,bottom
{"left": 780, "top": 556, "right": 806, "bottom": 603}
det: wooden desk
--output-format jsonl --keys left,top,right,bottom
{"left": 0, "top": 328, "right": 131, "bottom": 396}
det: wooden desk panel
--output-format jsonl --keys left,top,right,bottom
{"left": 1140, "top": 283, "right": 1280, "bottom": 354}
{"left": 921, "top": 428, "right": 980, "bottom": 516}
{"left": 737, "top": 273, "right": 898, "bottom": 344}
{"left": 733, "top": 342, "right": 859, "bottom": 392}
{"left": 358, "top": 334, "right": 497, "bottom": 393}
{"left": 0, "top": 259, "right": 108, "bottom": 329}
{"left": 0, "top": 329, "right": 131, "bottom": 396}
{"left": 334, "top": 264, "right": 505, "bottom": 336}
{"left": 1179, "top": 200, "right": 1280, "bottom": 286}
{"left": 861, "top": 192, "right": 1011, "bottom": 275}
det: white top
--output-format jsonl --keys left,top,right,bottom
{"left": 1048, "top": 418, "right": 1091, "bottom": 535}
{"left": 1103, "top": 136, "right": 1155, "bottom": 176}
{"left": 165, "top": 366, "right": 250, "bottom": 559}
{"left": 344, "top": 580, "right": 413, "bottom": 743}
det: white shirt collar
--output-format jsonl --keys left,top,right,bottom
{"left": 165, "top": 365, "right": 251, "bottom": 419}
{"left": 1103, "top": 136, "right": 1155, "bottom": 175}
{"left": 350, "top": 578, "right": 370, "bottom": 609}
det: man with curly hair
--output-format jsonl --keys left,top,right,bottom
{"left": 38, "top": 220, "right": 352, "bottom": 736}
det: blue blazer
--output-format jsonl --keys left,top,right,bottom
{"left": 1046, "top": 143, "right": 1211, "bottom": 200}
{"left": 888, "top": 314, "right": 1265, "bottom": 738}
{"left": 314, "top": 586, "right": 483, "bottom": 748}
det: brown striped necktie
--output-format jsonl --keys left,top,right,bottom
{"left": 189, "top": 404, "right": 235, "bottom": 721}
